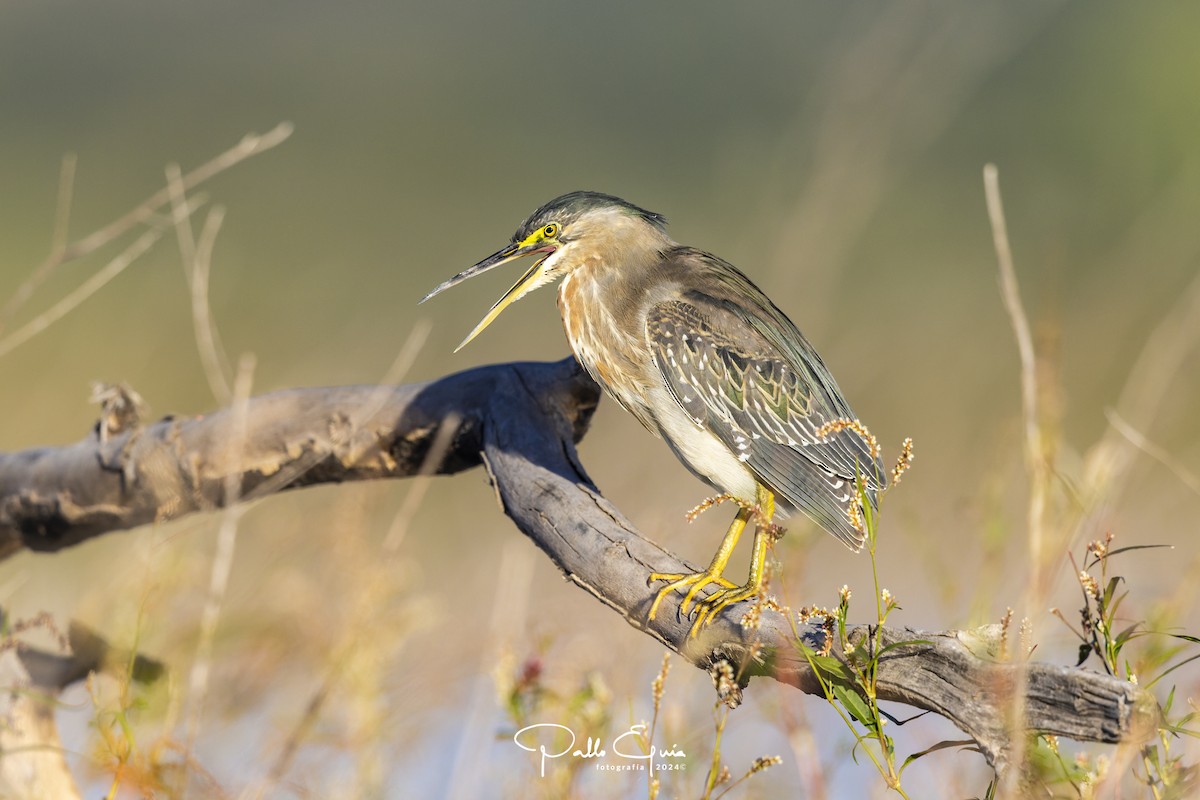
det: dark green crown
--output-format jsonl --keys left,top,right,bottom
{"left": 514, "top": 191, "right": 667, "bottom": 242}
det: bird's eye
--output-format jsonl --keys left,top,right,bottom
{"left": 542, "top": 223, "right": 559, "bottom": 238}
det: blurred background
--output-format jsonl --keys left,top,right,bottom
{"left": 2, "top": 0, "right": 1199, "bottom": 797}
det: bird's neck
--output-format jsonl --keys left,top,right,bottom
{"left": 555, "top": 221, "right": 679, "bottom": 428}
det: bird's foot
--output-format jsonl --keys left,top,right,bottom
{"left": 647, "top": 570, "right": 736, "bottom": 621}
{"left": 689, "top": 583, "right": 760, "bottom": 637}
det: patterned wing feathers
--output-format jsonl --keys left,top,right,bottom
{"left": 647, "top": 299, "right": 881, "bottom": 550}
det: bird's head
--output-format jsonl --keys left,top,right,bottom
{"left": 420, "top": 191, "right": 668, "bottom": 351}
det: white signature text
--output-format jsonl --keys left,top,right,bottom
{"left": 513, "top": 723, "right": 687, "bottom": 777}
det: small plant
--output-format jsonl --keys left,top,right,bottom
{"left": 791, "top": 432, "right": 925, "bottom": 797}
{"left": 702, "top": 657, "right": 784, "bottom": 800}
{"left": 498, "top": 646, "right": 787, "bottom": 799}
{"left": 496, "top": 645, "right": 614, "bottom": 798}
{"left": 1049, "top": 534, "right": 1200, "bottom": 798}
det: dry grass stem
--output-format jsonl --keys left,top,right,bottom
{"left": 0, "top": 226, "right": 166, "bottom": 360}
{"left": 337, "top": 318, "right": 433, "bottom": 469}
{"left": 380, "top": 410, "right": 458, "bottom": 555}
{"left": 652, "top": 652, "right": 671, "bottom": 712}
{"left": 813, "top": 417, "right": 881, "bottom": 462}
{"left": 0, "top": 124, "right": 291, "bottom": 338}
{"left": 445, "top": 541, "right": 536, "bottom": 800}
{"left": 165, "top": 163, "right": 198, "bottom": 280}
{"left": 0, "top": 153, "right": 77, "bottom": 329}
{"left": 1078, "top": 258, "right": 1200, "bottom": 546}
{"left": 191, "top": 209, "right": 233, "bottom": 403}
{"left": 984, "top": 163, "right": 1046, "bottom": 795}
{"left": 999, "top": 607, "right": 1014, "bottom": 660}
{"left": 984, "top": 164, "right": 1047, "bottom": 566}
{"left": 167, "top": 161, "right": 234, "bottom": 404}
{"left": 246, "top": 323, "right": 433, "bottom": 796}
{"left": 767, "top": 3, "right": 1059, "bottom": 319}
{"left": 254, "top": 673, "right": 335, "bottom": 796}
{"left": 50, "top": 152, "right": 78, "bottom": 256}
{"left": 188, "top": 319, "right": 435, "bottom": 528}
{"left": 686, "top": 493, "right": 735, "bottom": 523}
{"left": 890, "top": 437, "right": 914, "bottom": 486}
{"left": 1105, "top": 409, "right": 1200, "bottom": 499}
{"left": 182, "top": 353, "right": 256, "bottom": 794}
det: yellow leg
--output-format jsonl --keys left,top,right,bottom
{"left": 689, "top": 486, "right": 778, "bottom": 637}
{"left": 647, "top": 505, "right": 753, "bottom": 621}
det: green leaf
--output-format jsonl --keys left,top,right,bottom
{"left": 1114, "top": 622, "right": 1141, "bottom": 648}
{"left": 900, "top": 739, "right": 976, "bottom": 776}
{"left": 1099, "top": 577, "right": 1124, "bottom": 616}
{"left": 1105, "top": 589, "right": 1128, "bottom": 624}
{"left": 1085, "top": 543, "right": 1172, "bottom": 570}
{"left": 1148, "top": 652, "right": 1200, "bottom": 689}
{"left": 805, "top": 652, "right": 858, "bottom": 685}
{"left": 1166, "top": 723, "right": 1200, "bottom": 740}
{"left": 832, "top": 683, "right": 875, "bottom": 728}
{"left": 855, "top": 473, "right": 876, "bottom": 538}
{"left": 1144, "top": 741, "right": 1162, "bottom": 771}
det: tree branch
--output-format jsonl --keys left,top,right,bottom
{"left": 0, "top": 358, "right": 1156, "bottom": 770}
{"left": 0, "top": 360, "right": 595, "bottom": 558}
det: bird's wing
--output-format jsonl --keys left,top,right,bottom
{"left": 645, "top": 291, "right": 883, "bottom": 551}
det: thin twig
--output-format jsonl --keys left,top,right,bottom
{"left": 0, "top": 227, "right": 165, "bottom": 360}
{"left": 165, "top": 163, "right": 198, "bottom": 282}
{"left": 768, "top": 5, "right": 1061, "bottom": 321}
{"left": 381, "top": 412, "right": 456, "bottom": 555}
{"left": 50, "top": 153, "right": 78, "bottom": 258}
{"left": 984, "top": 164, "right": 1045, "bottom": 562}
{"left": 183, "top": 354, "right": 256, "bottom": 797}
{"left": 984, "top": 164, "right": 1046, "bottom": 791}
{"left": 62, "top": 123, "right": 292, "bottom": 266}
{"left": 1104, "top": 409, "right": 1200, "bottom": 498}
{"left": 167, "top": 161, "right": 234, "bottom": 404}
{"left": 192, "top": 208, "right": 233, "bottom": 404}
{"left": 253, "top": 670, "right": 336, "bottom": 796}
{"left": 0, "top": 154, "right": 78, "bottom": 330}
{"left": 445, "top": 540, "right": 537, "bottom": 800}
{"left": 1, "top": 123, "right": 292, "bottom": 334}
{"left": 346, "top": 318, "right": 434, "bottom": 463}
{"left": 240, "top": 323, "right": 434, "bottom": 798}
{"left": 1077, "top": 269, "right": 1200, "bottom": 538}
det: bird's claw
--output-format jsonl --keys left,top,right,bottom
{"left": 648, "top": 571, "right": 760, "bottom": 638}
{"left": 647, "top": 571, "right": 736, "bottom": 622}
{"left": 688, "top": 585, "right": 759, "bottom": 637}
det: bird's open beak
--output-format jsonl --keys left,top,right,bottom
{"left": 419, "top": 239, "right": 556, "bottom": 352}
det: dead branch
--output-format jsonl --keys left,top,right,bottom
{"left": 0, "top": 358, "right": 1155, "bottom": 771}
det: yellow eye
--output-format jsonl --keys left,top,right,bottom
{"left": 542, "top": 223, "right": 559, "bottom": 239}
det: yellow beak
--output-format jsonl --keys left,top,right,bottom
{"left": 420, "top": 238, "right": 556, "bottom": 352}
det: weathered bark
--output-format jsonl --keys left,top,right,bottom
{"left": 0, "top": 362, "right": 594, "bottom": 558}
{"left": 0, "top": 358, "right": 1156, "bottom": 771}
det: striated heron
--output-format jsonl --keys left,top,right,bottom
{"left": 422, "top": 191, "right": 884, "bottom": 636}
